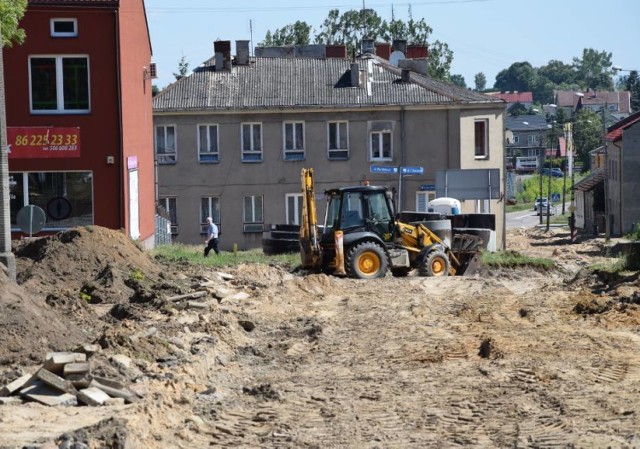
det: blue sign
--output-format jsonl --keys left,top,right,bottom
{"left": 551, "top": 193, "right": 561, "bottom": 202}
{"left": 420, "top": 184, "right": 435, "bottom": 191}
{"left": 370, "top": 165, "right": 399, "bottom": 174}
{"left": 401, "top": 166, "right": 424, "bottom": 175}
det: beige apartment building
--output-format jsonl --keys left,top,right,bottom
{"left": 152, "top": 40, "right": 506, "bottom": 251}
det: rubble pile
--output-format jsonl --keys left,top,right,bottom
{"left": 0, "top": 347, "right": 142, "bottom": 408}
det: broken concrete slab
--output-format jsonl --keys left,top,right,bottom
{"left": 43, "top": 352, "right": 87, "bottom": 374}
{"left": 76, "top": 343, "right": 101, "bottom": 356}
{"left": 63, "top": 362, "right": 90, "bottom": 377}
{"left": 104, "top": 397, "right": 125, "bottom": 406}
{"left": 91, "top": 377, "right": 125, "bottom": 390}
{"left": 90, "top": 380, "right": 139, "bottom": 404}
{"left": 216, "top": 271, "right": 234, "bottom": 281}
{"left": 37, "top": 369, "right": 78, "bottom": 395}
{"left": 77, "top": 387, "right": 111, "bottom": 406}
{"left": 1, "top": 373, "right": 34, "bottom": 397}
{"left": 65, "top": 373, "right": 93, "bottom": 389}
{"left": 168, "top": 291, "right": 208, "bottom": 302}
{"left": 20, "top": 381, "right": 78, "bottom": 407}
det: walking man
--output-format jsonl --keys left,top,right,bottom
{"left": 204, "top": 217, "right": 220, "bottom": 256}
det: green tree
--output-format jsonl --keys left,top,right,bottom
{"left": 173, "top": 55, "right": 189, "bottom": 80}
{"left": 573, "top": 108, "right": 602, "bottom": 167}
{"left": 508, "top": 102, "right": 528, "bottom": 116}
{"left": 427, "top": 40, "right": 453, "bottom": 81}
{"left": 1, "top": 0, "right": 27, "bottom": 281}
{"left": 260, "top": 20, "right": 312, "bottom": 46}
{"left": 449, "top": 74, "right": 466, "bottom": 88}
{"left": 494, "top": 62, "right": 537, "bottom": 93}
{"left": 573, "top": 48, "right": 613, "bottom": 90}
{"left": 625, "top": 71, "right": 640, "bottom": 112}
{"left": 538, "top": 59, "right": 576, "bottom": 86}
{"left": 474, "top": 72, "right": 486, "bottom": 91}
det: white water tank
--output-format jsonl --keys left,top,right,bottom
{"left": 428, "top": 197, "right": 461, "bottom": 215}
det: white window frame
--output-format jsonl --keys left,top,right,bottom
{"left": 416, "top": 191, "right": 436, "bottom": 212}
{"left": 527, "top": 134, "right": 539, "bottom": 145}
{"left": 286, "top": 193, "right": 303, "bottom": 225}
{"left": 328, "top": 121, "right": 349, "bottom": 160}
{"left": 241, "top": 122, "right": 263, "bottom": 162}
{"left": 155, "top": 125, "right": 177, "bottom": 164}
{"left": 29, "top": 55, "right": 90, "bottom": 114}
{"left": 50, "top": 18, "right": 78, "bottom": 37}
{"left": 198, "top": 124, "right": 219, "bottom": 163}
{"left": 200, "top": 196, "right": 221, "bottom": 234}
{"left": 243, "top": 194, "right": 264, "bottom": 232}
{"left": 159, "top": 196, "right": 178, "bottom": 234}
{"left": 512, "top": 135, "right": 519, "bottom": 144}
{"left": 370, "top": 130, "right": 392, "bottom": 161}
{"left": 474, "top": 119, "right": 489, "bottom": 159}
{"left": 283, "top": 121, "right": 305, "bottom": 161}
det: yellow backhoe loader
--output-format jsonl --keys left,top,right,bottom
{"left": 300, "top": 168, "right": 484, "bottom": 279}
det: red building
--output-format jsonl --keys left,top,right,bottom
{"left": 3, "top": 0, "right": 156, "bottom": 246}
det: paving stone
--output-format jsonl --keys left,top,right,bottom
{"left": 65, "top": 373, "right": 93, "bottom": 389}
{"left": 63, "top": 362, "right": 91, "bottom": 377}
{"left": 36, "top": 369, "right": 78, "bottom": 395}
{"left": 43, "top": 352, "right": 87, "bottom": 374}
{"left": 0, "top": 372, "right": 34, "bottom": 397}
{"left": 20, "top": 381, "right": 78, "bottom": 406}
{"left": 90, "top": 380, "right": 139, "bottom": 404}
{"left": 76, "top": 344, "right": 101, "bottom": 356}
{"left": 77, "top": 387, "right": 111, "bottom": 406}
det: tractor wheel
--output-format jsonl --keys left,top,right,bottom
{"left": 345, "top": 242, "right": 388, "bottom": 279}
{"left": 419, "top": 251, "right": 450, "bottom": 277}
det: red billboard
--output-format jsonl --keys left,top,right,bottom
{"left": 7, "top": 127, "right": 81, "bottom": 159}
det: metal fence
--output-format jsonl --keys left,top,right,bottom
{"left": 155, "top": 205, "right": 172, "bottom": 245}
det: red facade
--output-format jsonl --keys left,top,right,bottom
{"left": 4, "top": 0, "right": 156, "bottom": 246}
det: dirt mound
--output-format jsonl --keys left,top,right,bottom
{"left": 0, "top": 267, "right": 85, "bottom": 365}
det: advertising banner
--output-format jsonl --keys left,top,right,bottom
{"left": 7, "top": 127, "right": 81, "bottom": 159}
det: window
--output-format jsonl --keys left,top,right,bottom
{"left": 328, "top": 121, "right": 349, "bottom": 160}
{"left": 198, "top": 125, "right": 219, "bottom": 163}
{"left": 286, "top": 193, "right": 303, "bottom": 225}
{"left": 512, "top": 135, "right": 519, "bottom": 144}
{"left": 416, "top": 191, "right": 436, "bottom": 212}
{"left": 243, "top": 195, "right": 263, "bottom": 232}
{"left": 29, "top": 56, "right": 89, "bottom": 113}
{"left": 283, "top": 121, "right": 305, "bottom": 161}
{"left": 241, "top": 123, "right": 262, "bottom": 162}
{"left": 159, "top": 197, "right": 178, "bottom": 233}
{"left": 50, "top": 19, "right": 77, "bottom": 37}
{"left": 474, "top": 119, "right": 488, "bottom": 158}
{"left": 200, "top": 196, "right": 221, "bottom": 234}
{"left": 527, "top": 134, "right": 539, "bottom": 145}
{"left": 155, "top": 125, "right": 176, "bottom": 164}
{"left": 10, "top": 171, "right": 93, "bottom": 230}
{"left": 370, "top": 131, "right": 392, "bottom": 160}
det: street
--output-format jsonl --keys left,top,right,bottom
{"left": 506, "top": 204, "right": 562, "bottom": 229}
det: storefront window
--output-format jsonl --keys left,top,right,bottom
{"left": 10, "top": 171, "right": 93, "bottom": 229}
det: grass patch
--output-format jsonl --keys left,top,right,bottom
{"left": 506, "top": 202, "right": 535, "bottom": 213}
{"left": 482, "top": 250, "right": 554, "bottom": 269}
{"left": 591, "top": 254, "right": 640, "bottom": 274}
{"left": 151, "top": 244, "right": 301, "bottom": 270}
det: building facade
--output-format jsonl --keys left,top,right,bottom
{"left": 4, "top": 0, "right": 156, "bottom": 246}
{"left": 153, "top": 41, "right": 506, "bottom": 251}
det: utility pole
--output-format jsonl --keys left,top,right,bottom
{"left": 602, "top": 103, "right": 610, "bottom": 242}
{"left": 539, "top": 133, "right": 544, "bottom": 225}
{"left": 0, "top": 22, "right": 18, "bottom": 281}
{"left": 546, "top": 120, "right": 554, "bottom": 232}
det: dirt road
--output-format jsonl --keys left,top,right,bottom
{"left": 1, "top": 227, "right": 640, "bottom": 448}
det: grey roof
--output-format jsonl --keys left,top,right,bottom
{"left": 153, "top": 55, "right": 503, "bottom": 112}
{"left": 505, "top": 114, "right": 550, "bottom": 131}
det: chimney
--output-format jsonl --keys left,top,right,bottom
{"left": 351, "top": 62, "right": 360, "bottom": 87}
{"left": 361, "top": 38, "right": 375, "bottom": 55}
{"left": 406, "top": 44, "right": 428, "bottom": 59}
{"left": 375, "top": 43, "right": 391, "bottom": 60}
{"left": 401, "top": 69, "right": 410, "bottom": 83}
{"left": 236, "top": 40, "right": 250, "bottom": 65}
{"left": 326, "top": 44, "right": 347, "bottom": 59}
{"left": 392, "top": 39, "right": 407, "bottom": 55}
{"left": 214, "top": 40, "right": 232, "bottom": 71}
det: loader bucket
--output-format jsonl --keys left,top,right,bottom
{"left": 456, "top": 251, "right": 487, "bottom": 276}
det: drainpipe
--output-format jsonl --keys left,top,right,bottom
{"left": 613, "top": 140, "right": 622, "bottom": 235}
{"left": 400, "top": 106, "right": 406, "bottom": 213}
{"left": 114, "top": 10, "right": 124, "bottom": 232}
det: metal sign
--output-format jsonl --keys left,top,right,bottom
{"left": 16, "top": 205, "right": 46, "bottom": 237}
{"left": 420, "top": 184, "right": 435, "bottom": 191}
{"left": 7, "top": 127, "right": 81, "bottom": 159}
{"left": 551, "top": 193, "right": 561, "bottom": 202}
{"left": 370, "top": 165, "right": 399, "bottom": 174}
{"left": 435, "top": 168, "right": 501, "bottom": 200}
{"left": 401, "top": 166, "right": 424, "bottom": 175}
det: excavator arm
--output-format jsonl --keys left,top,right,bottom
{"left": 300, "top": 168, "right": 322, "bottom": 269}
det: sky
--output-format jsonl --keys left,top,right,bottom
{"left": 145, "top": 0, "right": 640, "bottom": 91}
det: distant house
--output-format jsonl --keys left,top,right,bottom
{"left": 153, "top": 40, "right": 507, "bottom": 251}
{"left": 555, "top": 89, "right": 631, "bottom": 120}
{"left": 487, "top": 91, "right": 533, "bottom": 110}
{"left": 4, "top": 0, "right": 157, "bottom": 246}
{"left": 574, "top": 110, "right": 640, "bottom": 235}
{"left": 504, "top": 114, "right": 550, "bottom": 169}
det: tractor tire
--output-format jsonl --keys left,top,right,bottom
{"left": 345, "top": 242, "right": 388, "bottom": 279}
{"left": 419, "top": 250, "right": 450, "bottom": 277}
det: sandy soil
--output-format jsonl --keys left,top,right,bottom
{"left": 1, "top": 226, "right": 640, "bottom": 448}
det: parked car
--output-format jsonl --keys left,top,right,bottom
{"left": 534, "top": 197, "right": 554, "bottom": 215}
{"left": 541, "top": 168, "right": 563, "bottom": 178}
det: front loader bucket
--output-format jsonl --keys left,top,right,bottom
{"left": 456, "top": 251, "right": 487, "bottom": 276}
